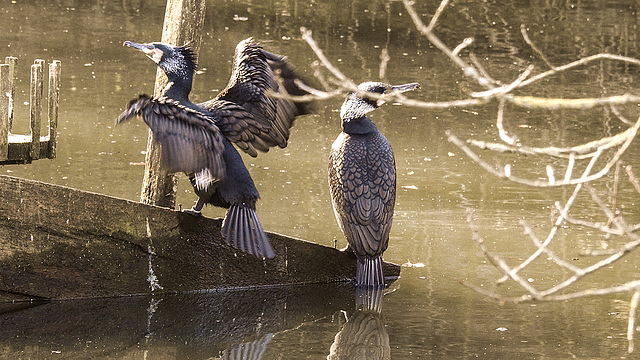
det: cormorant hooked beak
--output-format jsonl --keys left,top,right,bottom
{"left": 388, "top": 82, "right": 421, "bottom": 94}
{"left": 376, "top": 82, "right": 420, "bottom": 106}
{"left": 123, "top": 41, "right": 163, "bottom": 64}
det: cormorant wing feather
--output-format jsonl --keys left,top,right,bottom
{"left": 115, "top": 94, "right": 226, "bottom": 180}
{"left": 199, "top": 37, "right": 310, "bottom": 157}
{"left": 204, "top": 99, "right": 272, "bottom": 157}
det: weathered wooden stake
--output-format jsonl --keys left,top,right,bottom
{"left": 4, "top": 56, "right": 16, "bottom": 131}
{"left": 48, "top": 60, "right": 61, "bottom": 159}
{"left": 0, "top": 58, "right": 60, "bottom": 164}
{"left": 140, "top": 0, "right": 207, "bottom": 208}
{"left": 0, "top": 64, "right": 9, "bottom": 161}
{"left": 29, "top": 60, "right": 44, "bottom": 160}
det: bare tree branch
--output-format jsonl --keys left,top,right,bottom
{"left": 298, "top": 0, "right": 640, "bottom": 351}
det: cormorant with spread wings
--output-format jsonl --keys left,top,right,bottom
{"left": 116, "top": 38, "right": 311, "bottom": 259}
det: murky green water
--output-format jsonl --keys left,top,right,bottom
{"left": 2, "top": 0, "right": 640, "bottom": 358}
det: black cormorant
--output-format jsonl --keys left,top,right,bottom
{"left": 116, "top": 38, "right": 310, "bottom": 259}
{"left": 329, "top": 81, "right": 420, "bottom": 287}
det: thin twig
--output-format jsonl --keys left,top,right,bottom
{"left": 471, "top": 65, "right": 534, "bottom": 98}
{"left": 626, "top": 165, "right": 640, "bottom": 194}
{"left": 520, "top": 219, "right": 581, "bottom": 273}
{"left": 520, "top": 24, "right": 555, "bottom": 70}
{"left": 466, "top": 209, "right": 542, "bottom": 296}
{"left": 300, "top": 27, "right": 353, "bottom": 85}
{"left": 555, "top": 201, "right": 625, "bottom": 236}
{"left": 544, "top": 280, "right": 640, "bottom": 301}
{"left": 452, "top": 37, "right": 474, "bottom": 57}
{"left": 610, "top": 105, "right": 636, "bottom": 126}
{"left": 460, "top": 280, "right": 532, "bottom": 303}
{"left": 508, "top": 93, "right": 640, "bottom": 110}
{"left": 466, "top": 273, "right": 640, "bottom": 304}
{"left": 606, "top": 160, "right": 623, "bottom": 229}
{"left": 563, "top": 153, "right": 576, "bottom": 183}
{"left": 468, "top": 53, "right": 502, "bottom": 86}
{"left": 495, "top": 97, "right": 518, "bottom": 145}
{"left": 379, "top": 48, "right": 390, "bottom": 80}
{"left": 402, "top": 0, "right": 492, "bottom": 88}
{"left": 518, "top": 53, "right": 640, "bottom": 88}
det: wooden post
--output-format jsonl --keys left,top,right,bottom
{"left": 4, "top": 57, "right": 16, "bottom": 131}
{"left": 140, "top": 0, "right": 207, "bottom": 208}
{"left": 29, "top": 60, "right": 44, "bottom": 160}
{"left": 0, "top": 64, "right": 9, "bottom": 161}
{"left": 47, "top": 60, "right": 61, "bottom": 159}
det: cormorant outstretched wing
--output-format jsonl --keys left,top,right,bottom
{"left": 115, "top": 94, "right": 227, "bottom": 182}
{"left": 200, "top": 37, "right": 310, "bottom": 157}
{"left": 203, "top": 99, "right": 274, "bottom": 157}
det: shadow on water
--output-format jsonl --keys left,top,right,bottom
{"left": 0, "top": 283, "right": 363, "bottom": 358}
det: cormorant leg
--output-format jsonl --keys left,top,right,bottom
{"left": 183, "top": 197, "right": 205, "bottom": 216}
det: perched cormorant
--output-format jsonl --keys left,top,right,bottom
{"left": 116, "top": 38, "right": 311, "bottom": 259}
{"left": 329, "top": 81, "right": 420, "bottom": 287}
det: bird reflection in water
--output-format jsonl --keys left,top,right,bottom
{"left": 220, "top": 333, "right": 274, "bottom": 360}
{"left": 327, "top": 287, "right": 390, "bottom": 359}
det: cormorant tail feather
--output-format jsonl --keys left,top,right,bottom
{"left": 356, "top": 256, "right": 385, "bottom": 287}
{"left": 221, "top": 204, "right": 275, "bottom": 259}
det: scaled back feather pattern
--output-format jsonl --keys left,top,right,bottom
{"left": 329, "top": 81, "right": 420, "bottom": 286}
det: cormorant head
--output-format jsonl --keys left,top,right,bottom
{"left": 340, "top": 81, "right": 420, "bottom": 120}
{"left": 123, "top": 41, "right": 197, "bottom": 78}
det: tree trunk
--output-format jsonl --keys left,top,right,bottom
{"left": 140, "top": 0, "right": 207, "bottom": 208}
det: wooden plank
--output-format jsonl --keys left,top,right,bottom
{"left": 140, "top": 0, "right": 207, "bottom": 208}
{"left": 4, "top": 56, "right": 16, "bottom": 131}
{"left": 29, "top": 60, "right": 44, "bottom": 160}
{"left": 0, "top": 175, "right": 400, "bottom": 300}
{"left": 0, "top": 64, "right": 9, "bottom": 161}
{"left": 47, "top": 60, "right": 61, "bottom": 159}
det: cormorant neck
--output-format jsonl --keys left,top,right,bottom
{"left": 339, "top": 96, "right": 379, "bottom": 135}
{"left": 162, "top": 80, "right": 191, "bottom": 103}
{"left": 341, "top": 115, "right": 378, "bottom": 135}
{"left": 159, "top": 66, "right": 193, "bottom": 102}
